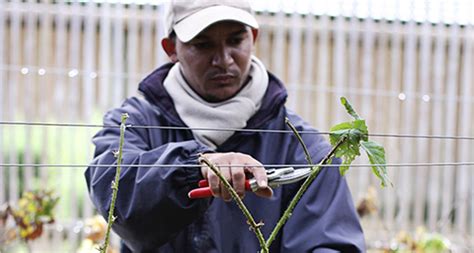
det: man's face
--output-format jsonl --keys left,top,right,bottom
{"left": 173, "top": 22, "right": 255, "bottom": 102}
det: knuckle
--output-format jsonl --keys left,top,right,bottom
{"left": 211, "top": 185, "right": 220, "bottom": 195}
{"left": 232, "top": 172, "right": 245, "bottom": 181}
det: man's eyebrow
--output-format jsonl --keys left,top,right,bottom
{"left": 229, "top": 28, "right": 248, "bottom": 36}
{"left": 194, "top": 28, "right": 248, "bottom": 40}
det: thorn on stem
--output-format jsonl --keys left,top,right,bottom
{"left": 197, "top": 153, "right": 206, "bottom": 163}
{"left": 246, "top": 220, "right": 265, "bottom": 231}
{"left": 121, "top": 113, "right": 130, "bottom": 120}
{"left": 97, "top": 245, "right": 105, "bottom": 252}
{"left": 112, "top": 150, "right": 119, "bottom": 158}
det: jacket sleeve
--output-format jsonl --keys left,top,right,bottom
{"left": 280, "top": 112, "right": 366, "bottom": 252}
{"left": 85, "top": 98, "right": 213, "bottom": 251}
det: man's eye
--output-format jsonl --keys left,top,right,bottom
{"left": 229, "top": 37, "right": 243, "bottom": 45}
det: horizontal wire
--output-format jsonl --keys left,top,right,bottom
{"left": 0, "top": 162, "right": 473, "bottom": 168}
{"left": 0, "top": 121, "right": 109, "bottom": 128}
{"left": 1, "top": 121, "right": 474, "bottom": 140}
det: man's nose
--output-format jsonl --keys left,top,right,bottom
{"left": 211, "top": 46, "right": 233, "bottom": 68}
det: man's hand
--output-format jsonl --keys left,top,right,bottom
{"left": 200, "top": 152, "right": 273, "bottom": 201}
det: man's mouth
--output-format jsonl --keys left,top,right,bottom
{"left": 209, "top": 74, "right": 236, "bottom": 84}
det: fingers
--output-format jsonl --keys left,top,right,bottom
{"left": 200, "top": 152, "right": 272, "bottom": 200}
{"left": 231, "top": 166, "right": 246, "bottom": 199}
{"left": 255, "top": 187, "right": 273, "bottom": 198}
{"left": 203, "top": 164, "right": 221, "bottom": 198}
{"left": 246, "top": 165, "right": 267, "bottom": 189}
{"left": 245, "top": 165, "right": 273, "bottom": 198}
{"left": 219, "top": 165, "right": 232, "bottom": 201}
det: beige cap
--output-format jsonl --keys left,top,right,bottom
{"left": 165, "top": 0, "right": 259, "bottom": 43}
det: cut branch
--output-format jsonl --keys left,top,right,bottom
{"left": 265, "top": 123, "right": 347, "bottom": 248}
{"left": 199, "top": 155, "right": 269, "bottom": 253}
{"left": 100, "top": 113, "right": 129, "bottom": 253}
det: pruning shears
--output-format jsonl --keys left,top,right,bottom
{"left": 188, "top": 167, "right": 312, "bottom": 199}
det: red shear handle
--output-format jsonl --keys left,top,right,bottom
{"left": 188, "top": 180, "right": 251, "bottom": 199}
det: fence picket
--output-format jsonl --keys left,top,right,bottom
{"left": 358, "top": 14, "right": 375, "bottom": 200}
{"left": 140, "top": 4, "right": 154, "bottom": 77}
{"left": 50, "top": 0, "right": 68, "bottom": 248}
{"left": 413, "top": 19, "right": 432, "bottom": 227}
{"left": 99, "top": 2, "right": 112, "bottom": 111}
{"left": 399, "top": 18, "right": 417, "bottom": 229}
{"left": 454, "top": 23, "right": 473, "bottom": 235}
{"left": 302, "top": 4, "right": 315, "bottom": 122}
{"left": 272, "top": 8, "right": 285, "bottom": 82}
{"left": 348, "top": 9, "right": 360, "bottom": 103}
{"left": 373, "top": 19, "right": 389, "bottom": 225}
{"left": 83, "top": 1, "right": 97, "bottom": 121}
{"left": 439, "top": 23, "right": 461, "bottom": 234}
{"left": 428, "top": 22, "right": 447, "bottom": 230}
{"left": 38, "top": 0, "right": 53, "bottom": 188}
{"left": 112, "top": 3, "right": 125, "bottom": 109}
{"left": 332, "top": 13, "right": 347, "bottom": 123}
{"left": 385, "top": 16, "right": 402, "bottom": 230}
{"left": 23, "top": 0, "right": 37, "bottom": 191}
{"left": 127, "top": 4, "right": 139, "bottom": 98}
{"left": 7, "top": 0, "right": 22, "bottom": 202}
{"left": 155, "top": 5, "right": 167, "bottom": 72}
{"left": 288, "top": 6, "right": 302, "bottom": 111}
{"left": 315, "top": 13, "right": 329, "bottom": 130}
{"left": 81, "top": 0, "right": 98, "bottom": 225}
{"left": 0, "top": 0, "right": 4, "bottom": 204}
{"left": 256, "top": 7, "right": 271, "bottom": 70}
{"left": 67, "top": 1, "right": 82, "bottom": 248}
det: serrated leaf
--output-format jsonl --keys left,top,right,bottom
{"left": 329, "top": 122, "right": 353, "bottom": 146}
{"left": 334, "top": 139, "right": 361, "bottom": 175}
{"left": 328, "top": 97, "right": 390, "bottom": 187}
{"left": 352, "top": 119, "right": 368, "bottom": 140}
{"left": 330, "top": 120, "right": 368, "bottom": 175}
{"left": 340, "top": 97, "right": 361, "bottom": 120}
{"left": 361, "top": 140, "right": 392, "bottom": 187}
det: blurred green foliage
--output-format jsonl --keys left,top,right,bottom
{"left": 1, "top": 115, "right": 101, "bottom": 220}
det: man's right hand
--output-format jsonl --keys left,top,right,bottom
{"left": 200, "top": 152, "right": 273, "bottom": 201}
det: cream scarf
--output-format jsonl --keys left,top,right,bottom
{"left": 164, "top": 56, "right": 269, "bottom": 149}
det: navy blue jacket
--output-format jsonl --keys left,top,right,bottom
{"left": 85, "top": 63, "right": 366, "bottom": 252}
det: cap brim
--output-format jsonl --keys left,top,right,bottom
{"left": 173, "top": 5, "right": 259, "bottom": 43}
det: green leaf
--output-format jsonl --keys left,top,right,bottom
{"left": 340, "top": 97, "right": 361, "bottom": 120}
{"left": 328, "top": 97, "right": 391, "bottom": 185}
{"left": 329, "top": 122, "right": 353, "bottom": 146}
{"left": 352, "top": 119, "right": 368, "bottom": 140}
{"left": 360, "top": 140, "right": 392, "bottom": 187}
{"left": 329, "top": 119, "right": 369, "bottom": 175}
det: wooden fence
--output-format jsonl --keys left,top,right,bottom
{"left": 0, "top": 1, "right": 473, "bottom": 252}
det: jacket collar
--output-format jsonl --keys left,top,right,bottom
{"left": 138, "top": 63, "right": 288, "bottom": 129}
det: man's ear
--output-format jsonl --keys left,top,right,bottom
{"left": 161, "top": 38, "right": 178, "bottom": 63}
{"left": 251, "top": 29, "right": 259, "bottom": 44}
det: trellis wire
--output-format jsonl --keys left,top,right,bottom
{"left": 0, "top": 162, "right": 473, "bottom": 168}
{"left": 1, "top": 121, "right": 473, "bottom": 140}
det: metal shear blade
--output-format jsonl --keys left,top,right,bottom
{"left": 268, "top": 167, "right": 312, "bottom": 188}
{"left": 248, "top": 167, "right": 312, "bottom": 191}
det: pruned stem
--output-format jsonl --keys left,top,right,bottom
{"left": 100, "top": 113, "right": 129, "bottom": 253}
{"left": 265, "top": 121, "right": 347, "bottom": 248}
{"left": 285, "top": 117, "right": 313, "bottom": 165}
{"left": 199, "top": 155, "right": 269, "bottom": 253}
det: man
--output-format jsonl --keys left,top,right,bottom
{"left": 86, "top": 0, "right": 365, "bottom": 252}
